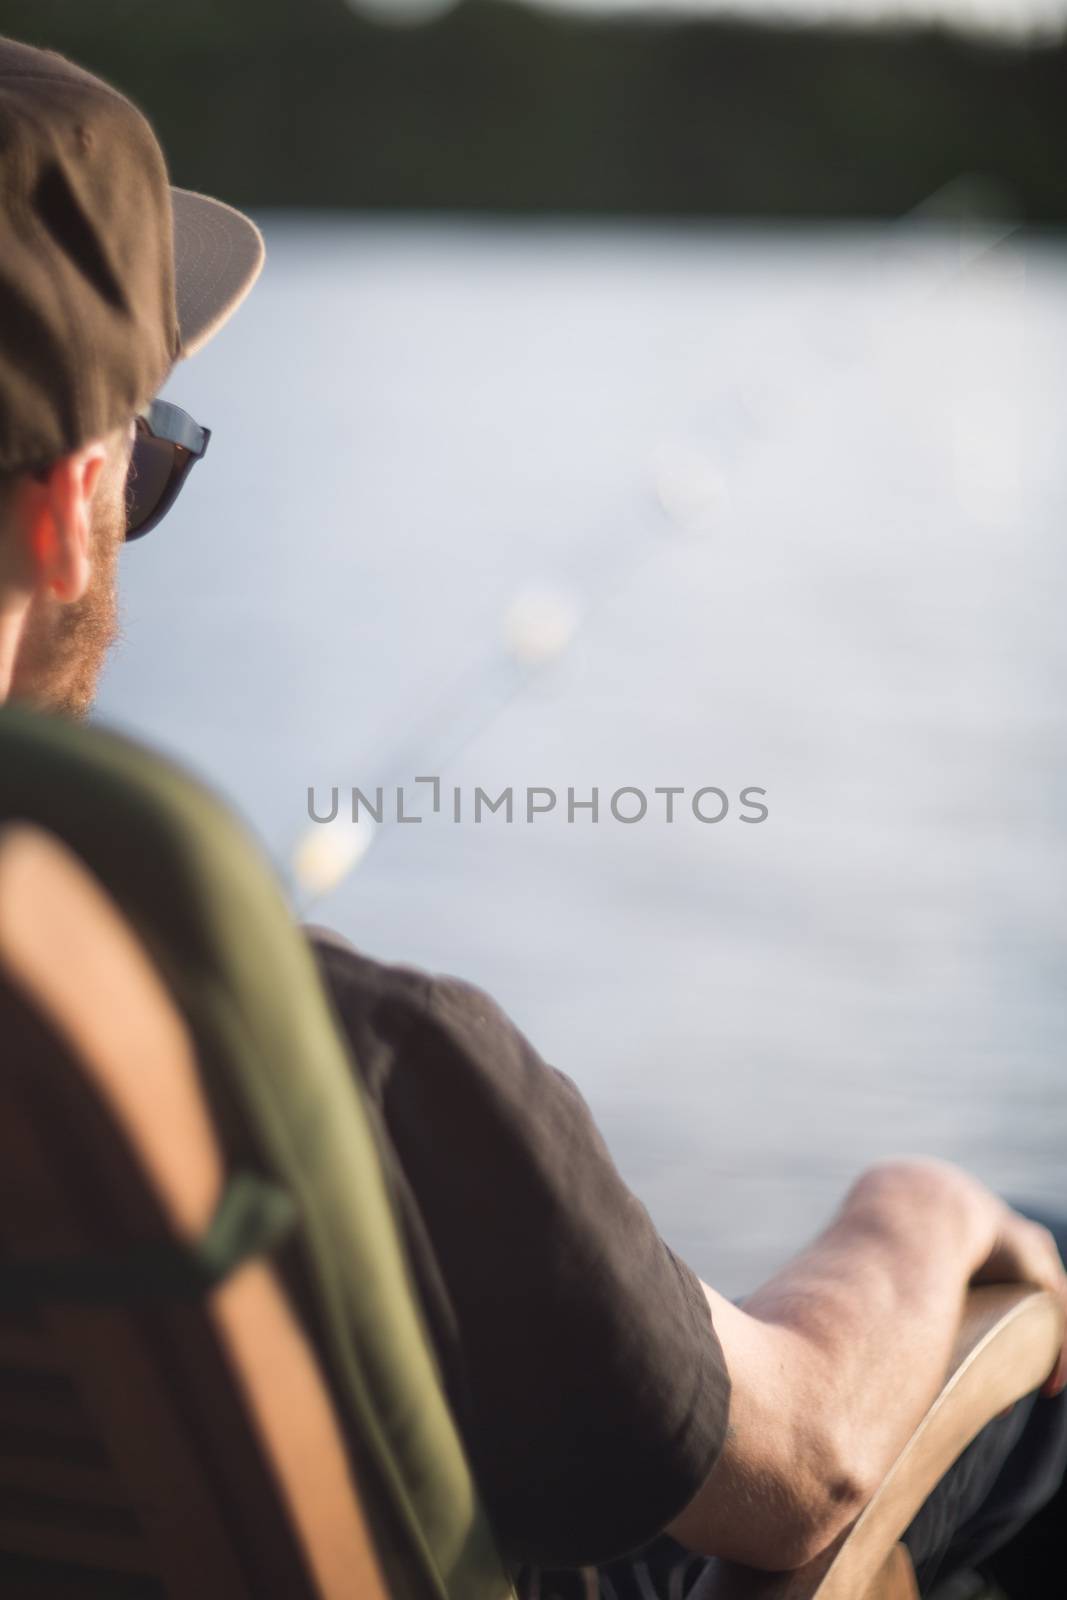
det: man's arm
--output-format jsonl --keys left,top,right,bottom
{"left": 667, "top": 1159, "right": 1067, "bottom": 1572}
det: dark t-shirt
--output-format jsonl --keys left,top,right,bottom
{"left": 309, "top": 928, "right": 730, "bottom": 1572}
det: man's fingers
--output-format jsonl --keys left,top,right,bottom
{"left": 1043, "top": 1296, "right": 1067, "bottom": 1396}
{"left": 1033, "top": 1224, "right": 1067, "bottom": 1396}
{"left": 975, "top": 1212, "right": 1067, "bottom": 1398}
{"left": 1040, "top": 1341, "right": 1067, "bottom": 1398}
{"left": 1038, "top": 1235, "right": 1067, "bottom": 1396}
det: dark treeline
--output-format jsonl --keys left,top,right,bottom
{"left": 2, "top": 0, "right": 1064, "bottom": 218}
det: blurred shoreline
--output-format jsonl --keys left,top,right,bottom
{"left": 6, "top": 0, "right": 1067, "bottom": 220}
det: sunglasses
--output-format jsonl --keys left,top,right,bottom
{"left": 125, "top": 399, "right": 211, "bottom": 542}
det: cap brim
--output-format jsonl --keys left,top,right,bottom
{"left": 170, "top": 187, "right": 265, "bottom": 359}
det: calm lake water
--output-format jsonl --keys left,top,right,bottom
{"left": 96, "top": 216, "right": 1067, "bottom": 1295}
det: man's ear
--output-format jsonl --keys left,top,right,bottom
{"left": 13, "top": 441, "right": 111, "bottom": 605}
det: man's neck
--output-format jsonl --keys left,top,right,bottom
{"left": 0, "top": 590, "right": 32, "bottom": 702}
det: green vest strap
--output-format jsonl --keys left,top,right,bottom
{"left": 0, "top": 1171, "right": 298, "bottom": 1307}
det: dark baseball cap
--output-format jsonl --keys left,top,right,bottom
{"left": 0, "top": 37, "right": 264, "bottom": 474}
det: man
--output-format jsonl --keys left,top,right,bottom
{"left": 0, "top": 35, "right": 1064, "bottom": 1599}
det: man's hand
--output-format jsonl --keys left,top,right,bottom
{"left": 858, "top": 1160, "right": 1067, "bottom": 1394}
{"left": 972, "top": 1201, "right": 1067, "bottom": 1395}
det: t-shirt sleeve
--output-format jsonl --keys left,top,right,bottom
{"left": 309, "top": 929, "right": 731, "bottom": 1570}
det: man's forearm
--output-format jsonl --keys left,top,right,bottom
{"left": 738, "top": 1161, "right": 997, "bottom": 1500}
{"left": 668, "top": 1159, "right": 1003, "bottom": 1568}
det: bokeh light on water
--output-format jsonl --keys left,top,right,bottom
{"left": 97, "top": 217, "right": 1067, "bottom": 1293}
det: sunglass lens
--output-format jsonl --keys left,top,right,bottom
{"left": 126, "top": 429, "right": 176, "bottom": 540}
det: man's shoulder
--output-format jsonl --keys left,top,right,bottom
{"left": 304, "top": 923, "right": 582, "bottom": 1113}
{"left": 305, "top": 923, "right": 500, "bottom": 1025}
{"left": 304, "top": 922, "right": 431, "bottom": 1006}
